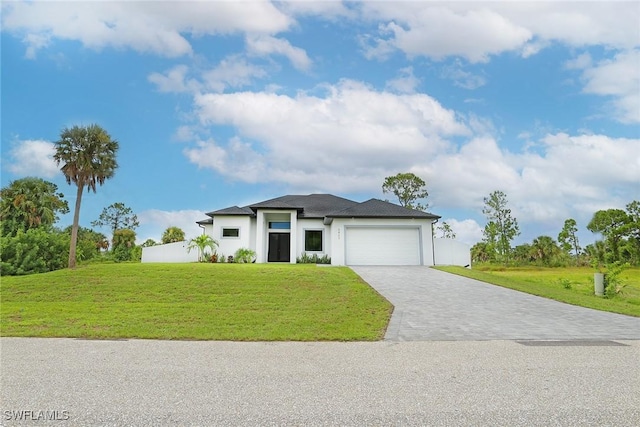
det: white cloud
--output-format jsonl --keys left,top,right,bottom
{"left": 2, "top": 1, "right": 292, "bottom": 58}
{"left": 360, "top": 3, "right": 639, "bottom": 62}
{"left": 6, "top": 139, "right": 59, "bottom": 178}
{"left": 581, "top": 49, "right": 640, "bottom": 124}
{"left": 564, "top": 52, "right": 593, "bottom": 70}
{"left": 441, "top": 218, "right": 483, "bottom": 246}
{"left": 148, "top": 65, "right": 200, "bottom": 93}
{"left": 246, "top": 34, "right": 312, "bottom": 71}
{"left": 202, "top": 55, "right": 268, "bottom": 92}
{"left": 189, "top": 80, "right": 468, "bottom": 191}
{"left": 385, "top": 67, "right": 420, "bottom": 94}
{"left": 137, "top": 209, "right": 206, "bottom": 243}
{"left": 361, "top": 4, "right": 532, "bottom": 63}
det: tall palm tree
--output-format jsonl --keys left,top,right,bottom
{"left": 54, "top": 124, "right": 119, "bottom": 268}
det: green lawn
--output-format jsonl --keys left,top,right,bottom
{"left": 0, "top": 263, "right": 393, "bottom": 341}
{"left": 435, "top": 265, "right": 640, "bottom": 317}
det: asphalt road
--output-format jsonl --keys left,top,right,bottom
{"left": 2, "top": 338, "right": 639, "bottom": 426}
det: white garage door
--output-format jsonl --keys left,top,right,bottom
{"left": 345, "top": 227, "right": 421, "bottom": 265}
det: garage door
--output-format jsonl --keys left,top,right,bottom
{"left": 345, "top": 227, "right": 421, "bottom": 265}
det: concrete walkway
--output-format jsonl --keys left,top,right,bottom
{"left": 351, "top": 266, "right": 640, "bottom": 341}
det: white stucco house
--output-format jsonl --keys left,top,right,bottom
{"left": 194, "top": 194, "right": 441, "bottom": 266}
{"left": 142, "top": 193, "right": 471, "bottom": 266}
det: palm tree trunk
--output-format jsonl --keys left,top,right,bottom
{"left": 68, "top": 183, "right": 84, "bottom": 269}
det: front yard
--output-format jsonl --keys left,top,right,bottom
{"left": 0, "top": 263, "right": 393, "bottom": 341}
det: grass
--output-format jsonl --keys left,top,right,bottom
{"left": 0, "top": 263, "right": 393, "bottom": 341}
{"left": 435, "top": 265, "right": 640, "bottom": 317}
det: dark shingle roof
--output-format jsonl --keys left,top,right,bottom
{"left": 198, "top": 194, "right": 439, "bottom": 224}
{"left": 206, "top": 206, "right": 254, "bottom": 216}
{"left": 328, "top": 198, "right": 440, "bottom": 219}
{"left": 248, "top": 194, "right": 358, "bottom": 218}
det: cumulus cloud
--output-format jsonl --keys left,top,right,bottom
{"left": 2, "top": 1, "right": 291, "bottom": 58}
{"left": 188, "top": 80, "right": 468, "bottom": 191}
{"left": 360, "top": 4, "right": 532, "bottom": 63}
{"left": 6, "top": 139, "right": 59, "bottom": 178}
{"left": 440, "top": 218, "right": 483, "bottom": 246}
{"left": 581, "top": 49, "right": 640, "bottom": 124}
{"left": 423, "top": 132, "right": 639, "bottom": 226}
{"left": 202, "top": 55, "right": 268, "bottom": 92}
{"left": 360, "top": 2, "right": 639, "bottom": 62}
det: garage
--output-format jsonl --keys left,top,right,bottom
{"left": 345, "top": 226, "right": 422, "bottom": 265}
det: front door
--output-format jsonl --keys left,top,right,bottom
{"left": 268, "top": 233, "right": 290, "bottom": 262}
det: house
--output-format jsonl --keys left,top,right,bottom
{"left": 195, "top": 194, "right": 441, "bottom": 266}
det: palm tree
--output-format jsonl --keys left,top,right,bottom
{"left": 54, "top": 124, "right": 119, "bottom": 268}
{"left": 161, "top": 226, "right": 186, "bottom": 244}
{"left": 187, "top": 234, "right": 218, "bottom": 262}
{"left": 0, "top": 177, "right": 69, "bottom": 236}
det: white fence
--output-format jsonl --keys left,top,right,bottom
{"left": 433, "top": 238, "right": 471, "bottom": 267}
{"left": 141, "top": 241, "right": 198, "bottom": 263}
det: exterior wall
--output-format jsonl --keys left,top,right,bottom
{"left": 330, "top": 217, "right": 436, "bottom": 266}
{"left": 141, "top": 241, "right": 198, "bottom": 263}
{"left": 295, "top": 219, "right": 330, "bottom": 260}
{"left": 212, "top": 216, "right": 253, "bottom": 261}
{"left": 434, "top": 238, "right": 471, "bottom": 267}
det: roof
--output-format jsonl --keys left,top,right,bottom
{"left": 328, "top": 199, "right": 440, "bottom": 219}
{"left": 205, "top": 206, "right": 254, "bottom": 216}
{"left": 198, "top": 194, "right": 439, "bottom": 223}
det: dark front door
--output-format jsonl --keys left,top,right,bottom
{"left": 268, "top": 233, "right": 290, "bottom": 262}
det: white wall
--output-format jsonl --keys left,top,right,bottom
{"left": 295, "top": 219, "right": 329, "bottom": 260}
{"left": 141, "top": 241, "right": 198, "bottom": 263}
{"left": 434, "top": 238, "right": 471, "bottom": 267}
{"left": 213, "top": 216, "right": 252, "bottom": 260}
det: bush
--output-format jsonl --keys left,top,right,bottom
{"left": 297, "top": 252, "right": 331, "bottom": 264}
{"left": 234, "top": 248, "right": 256, "bottom": 263}
{"left": 1, "top": 228, "right": 70, "bottom": 275}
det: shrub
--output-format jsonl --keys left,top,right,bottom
{"left": 297, "top": 252, "right": 331, "bottom": 264}
{"left": 234, "top": 248, "right": 255, "bottom": 263}
{"left": 0, "top": 228, "right": 70, "bottom": 275}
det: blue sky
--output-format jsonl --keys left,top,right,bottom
{"left": 2, "top": 1, "right": 639, "bottom": 246}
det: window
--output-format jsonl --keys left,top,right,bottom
{"left": 305, "top": 230, "right": 323, "bottom": 252}
{"left": 222, "top": 228, "right": 240, "bottom": 238}
{"left": 268, "top": 221, "right": 290, "bottom": 230}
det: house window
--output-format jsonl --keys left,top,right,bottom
{"left": 222, "top": 228, "right": 240, "bottom": 238}
{"left": 305, "top": 230, "right": 323, "bottom": 252}
{"left": 268, "top": 221, "right": 290, "bottom": 230}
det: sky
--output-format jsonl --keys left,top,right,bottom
{"left": 1, "top": 1, "right": 639, "bottom": 247}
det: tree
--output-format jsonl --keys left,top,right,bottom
{"left": 141, "top": 239, "right": 157, "bottom": 248}
{"left": 382, "top": 172, "right": 429, "bottom": 211}
{"left": 91, "top": 202, "right": 139, "bottom": 245}
{"left": 470, "top": 242, "right": 493, "bottom": 263}
{"left": 187, "top": 234, "right": 218, "bottom": 262}
{"left": 162, "top": 226, "right": 185, "bottom": 244}
{"left": 558, "top": 218, "right": 581, "bottom": 260}
{"left": 54, "top": 124, "right": 119, "bottom": 268}
{"left": 587, "top": 208, "right": 629, "bottom": 262}
{"left": 436, "top": 221, "right": 456, "bottom": 239}
{"left": 0, "top": 177, "right": 69, "bottom": 237}
{"left": 529, "top": 235, "right": 562, "bottom": 266}
{"left": 62, "top": 226, "right": 109, "bottom": 260}
{"left": 112, "top": 229, "right": 136, "bottom": 262}
{"left": 482, "top": 190, "right": 520, "bottom": 263}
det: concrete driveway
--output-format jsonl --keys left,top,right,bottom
{"left": 351, "top": 266, "right": 640, "bottom": 341}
